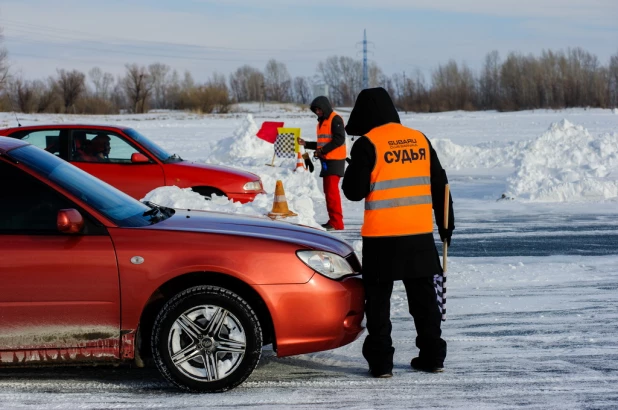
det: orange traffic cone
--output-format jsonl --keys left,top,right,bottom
{"left": 295, "top": 151, "right": 306, "bottom": 171}
{"left": 267, "top": 180, "right": 297, "bottom": 219}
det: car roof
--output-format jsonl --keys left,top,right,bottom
{"left": 0, "top": 124, "right": 131, "bottom": 134}
{"left": 0, "top": 135, "right": 29, "bottom": 154}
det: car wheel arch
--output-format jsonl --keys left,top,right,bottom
{"left": 135, "top": 271, "right": 275, "bottom": 365}
{"left": 191, "top": 186, "right": 227, "bottom": 199}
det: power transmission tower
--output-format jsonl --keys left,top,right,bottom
{"left": 356, "top": 30, "right": 374, "bottom": 90}
{"left": 362, "top": 29, "right": 368, "bottom": 90}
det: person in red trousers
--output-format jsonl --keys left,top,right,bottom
{"left": 299, "top": 96, "right": 346, "bottom": 231}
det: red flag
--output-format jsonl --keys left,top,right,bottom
{"left": 256, "top": 121, "right": 284, "bottom": 144}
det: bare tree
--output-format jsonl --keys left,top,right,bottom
{"left": 478, "top": 51, "right": 501, "bottom": 109}
{"left": 317, "top": 56, "right": 363, "bottom": 105}
{"left": 182, "top": 70, "right": 195, "bottom": 90}
{"left": 35, "top": 78, "right": 59, "bottom": 113}
{"left": 229, "top": 65, "right": 264, "bottom": 102}
{"left": 148, "top": 62, "right": 171, "bottom": 109}
{"left": 264, "top": 59, "right": 291, "bottom": 102}
{"left": 177, "top": 73, "right": 231, "bottom": 114}
{"left": 0, "top": 26, "right": 8, "bottom": 91}
{"left": 123, "top": 64, "right": 152, "bottom": 113}
{"left": 110, "top": 77, "right": 127, "bottom": 111}
{"left": 431, "top": 60, "right": 477, "bottom": 111}
{"left": 88, "top": 67, "right": 114, "bottom": 100}
{"left": 56, "top": 69, "right": 86, "bottom": 112}
{"left": 369, "top": 62, "right": 386, "bottom": 89}
{"left": 609, "top": 51, "right": 618, "bottom": 107}
{"left": 8, "top": 78, "right": 36, "bottom": 113}
{"left": 293, "top": 76, "right": 312, "bottom": 104}
{"left": 165, "top": 69, "right": 182, "bottom": 109}
{"left": 374, "top": 65, "right": 395, "bottom": 99}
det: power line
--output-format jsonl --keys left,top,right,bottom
{"left": 2, "top": 18, "right": 349, "bottom": 55}
{"left": 7, "top": 35, "right": 283, "bottom": 64}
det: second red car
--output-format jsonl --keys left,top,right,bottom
{"left": 0, "top": 124, "right": 265, "bottom": 202}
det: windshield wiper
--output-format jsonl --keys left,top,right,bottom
{"left": 164, "top": 153, "right": 182, "bottom": 163}
{"left": 142, "top": 201, "right": 175, "bottom": 223}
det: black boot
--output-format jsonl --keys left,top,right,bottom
{"left": 411, "top": 357, "right": 444, "bottom": 373}
{"left": 368, "top": 368, "right": 393, "bottom": 378}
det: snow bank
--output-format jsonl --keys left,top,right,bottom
{"left": 142, "top": 115, "right": 323, "bottom": 228}
{"left": 505, "top": 120, "right": 618, "bottom": 202}
{"left": 432, "top": 138, "right": 525, "bottom": 169}
{"left": 206, "top": 114, "right": 274, "bottom": 166}
{"left": 431, "top": 118, "right": 618, "bottom": 203}
{"left": 143, "top": 115, "right": 618, "bottom": 215}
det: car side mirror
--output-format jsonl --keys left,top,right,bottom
{"left": 131, "top": 153, "right": 150, "bottom": 163}
{"left": 57, "top": 209, "right": 84, "bottom": 234}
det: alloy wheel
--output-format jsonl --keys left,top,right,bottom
{"left": 168, "top": 304, "right": 247, "bottom": 382}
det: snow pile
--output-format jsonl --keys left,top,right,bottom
{"left": 143, "top": 181, "right": 321, "bottom": 228}
{"left": 142, "top": 115, "right": 324, "bottom": 228}
{"left": 143, "top": 186, "right": 268, "bottom": 217}
{"left": 505, "top": 120, "right": 618, "bottom": 202}
{"left": 206, "top": 114, "right": 274, "bottom": 166}
{"left": 431, "top": 138, "right": 525, "bottom": 169}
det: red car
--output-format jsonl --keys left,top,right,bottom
{"left": 0, "top": 124, "right": 265, "bottom": 202}
{"left": 0, "top": 136, "right": 364, "bottom": 392}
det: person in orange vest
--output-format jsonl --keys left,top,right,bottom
{"left": 298, "top": 96, "right": 347, "bottom": 231}
{"left": 342, "top": 87, "right": 454, "bottom": 378}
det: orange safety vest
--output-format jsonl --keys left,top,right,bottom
{"left": 316, "top": 111, "right": 346, "bottom": 160}
{"left": 362, "top": 123, "right": 434, "bottom": 237}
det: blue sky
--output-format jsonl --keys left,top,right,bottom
{"left": 1, "top": 0, "right": 617, "bottom": 83}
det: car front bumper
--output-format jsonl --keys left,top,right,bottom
{"left": 254, "top": 274, "right": 365, "bottom": 357}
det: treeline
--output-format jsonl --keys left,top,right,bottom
{"left": 0, "top": 63, "right": 232, "bottom": 115}
{"left": 389, "top": 49, "right": 618, "bottom": 112}
{"left": 0, "top": 32, "right": 616, "bottom": 114}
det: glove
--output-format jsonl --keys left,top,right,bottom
{"left": 314, "top": 148, "right": 325, "bottom": 159}
{"left": 302, "top": 152, "right": 314, "bottom": 173}
{"left": 438, "top": 227, "right": 452, "bottom": 246}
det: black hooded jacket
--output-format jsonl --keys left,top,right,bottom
{"left": 304, "top": 96, "right": 346, "bottom": 177}
{"left": 342, "top": 87, "right": 455, "bottom": 280}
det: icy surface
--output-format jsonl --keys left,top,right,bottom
{"left": 0, "top": 106, "right": 617, "bottom": 408}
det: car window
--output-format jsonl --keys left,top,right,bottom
{"left": 7, "top": 145, "right": 158, "bottom": 227}
{"left": 124, "top": 128, "right": 175, "bottom": 162}
{"left": 70, "top": 130, "right": 150, "bottom": 163}
{"left": 0, "top": 160, "right": 87, "bottom": 234}
{"left": 18, "top": 130, "right": 62, "bottom": 156}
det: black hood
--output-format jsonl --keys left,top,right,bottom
{"left": 310, "top": 96, "right": 333, "bottom": 119}
{"left": 344, "top": 87, "right": 401, "bottom": 136}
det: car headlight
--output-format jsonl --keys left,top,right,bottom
{"left": 243, "top": 180, "right": 263, "bottom": 191}
{"left": 296, "top": 250, "right": 355, "bottom": 280}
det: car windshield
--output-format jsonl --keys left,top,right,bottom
{"left": 8, "top": 144, "right": 171, "bottom": 227}
{"left": 124, "top": 128, "right": 181, "bottom": 163}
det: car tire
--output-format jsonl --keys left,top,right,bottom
{"left": 151, "top": 285, "right": 262, "bottom": 392}
{"left": 192, "top": 187, "right": 226, "bottom": 200}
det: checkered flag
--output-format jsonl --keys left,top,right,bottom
{"left": 433, "top": 273, "right": 446, "bottom": 321}
{"left": 274, "top": 128, "right": 300, "bottom": 159}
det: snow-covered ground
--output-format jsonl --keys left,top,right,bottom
{"left": 0, "top": 106, "right": 617, "bottom": 409}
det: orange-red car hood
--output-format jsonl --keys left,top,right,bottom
{"left": 144, "top": 209, "right": 354, "bottom": 257}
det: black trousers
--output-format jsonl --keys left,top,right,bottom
{"left": 361, "top": 276, "right": 447, "bottom": 373}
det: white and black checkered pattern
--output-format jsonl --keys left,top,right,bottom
{"left": 274, "top": 132, "right": 296, "bottom": 159}
{"left": 433, "top": 272, "right": 446, "bottom": 321}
